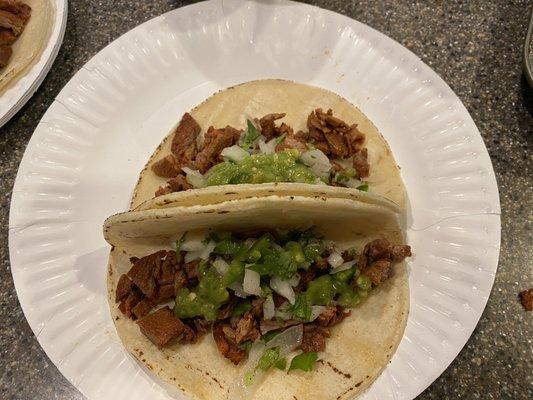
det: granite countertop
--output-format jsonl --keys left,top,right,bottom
{"left": 1, "top": 1, "right": 531, "bottom": 399}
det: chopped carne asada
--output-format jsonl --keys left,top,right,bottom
{"left": 115, "top": 228, "right": 411, "bottom": 367}
{"left": 0, "top": 1, "right": 31, "bottom": 68}
{"left": 152, "top": 109, "right": 372, "bottom": 196}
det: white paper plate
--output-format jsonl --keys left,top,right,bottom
{"left": 9, "top": 1, "right": 501, "bottom": 399}
{"left": 0, "top": 0, "right": 67, "bottom": 128}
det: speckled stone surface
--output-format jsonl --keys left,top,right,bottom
{"left": 0, "top": 1, "right": 531, "bottom": 399}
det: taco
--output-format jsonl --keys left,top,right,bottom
{"left": 0, "top": 0, "right": 54, "bottom": 95}
{"left": 104, "top": 196, "right": 411, "bottom": 400}
{"left": 131, "top": 80, "right": 406, "bottom": 210}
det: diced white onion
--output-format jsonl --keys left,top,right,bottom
{"left": 258, "top": 137, "right": 278, "bottom": 154}
{"left": 200, "top": 240, "right": 216, "bottom": 260}
{"left": 213, "top": 258, "right": 229, "bottom": 276}
{"left": 275, "top": 307, "right": 293, "bottom": 321}
{"left": 270, "top": 276, "right": 296, "bottom": 305}
{"left": 309, "top": 306, "right": 326, "bottom": 322}
{"left": 221, "top": 145, "right": 250, "bottom": 162}
{"left": 262, "top": 295, "right": 275, "bottom": 320}
{"left": 184, "top": 251, "right": 200, "bottom": 263}
{"left": 300, "top": 149, "right": 332, "bottom": 179}
{"left": 287, "top": 274, "right": 300, "bottom": 287}
{"left": 181, "top": 232, "right": 208, "bottom": 252}
{"left": 243, "top": 269, "right": 261, "bottom": 296}
{"left": 330, "top": 260, "right": 356, "bottom": 274}
{"left": 228, "top": 282, "right": 247, "bottom": 298}
{"left": 327, "top": 251, "right": 344, "bottom": 268}
{"left": 228, "top": 325, "right": 303, "bottom": 400}
{"left": 182, "top": 167, "right": 207, "bottom": 188}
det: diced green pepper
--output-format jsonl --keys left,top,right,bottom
{"left": 356, "top": 275, "right": 372, "bottom": 291}
{"left": 288, "top": 352, "right": 318, "bottom": 372}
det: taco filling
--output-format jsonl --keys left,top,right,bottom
{"left": 152, "top": 109, "right": 370, "bottom": 197}
{"left": 114, "top": 228, "right": 410, "bottom": 372}
{"left": 0, "top": 0, "right": 31, "bottom": 68}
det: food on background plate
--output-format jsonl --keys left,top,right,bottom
{"left": 519, "top": 288, "right": 532, "bottom": 311}
{"left": 131, "top": 80, "right": 407, "bottom": 210}
{"left": 104, "top": 196, "right": 411, "bottom": 400}
{"left": 0, "top": 0, "right": 53, "bottom": 94}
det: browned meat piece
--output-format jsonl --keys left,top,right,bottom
{"left": 275, "top": 135, "right": 307, "bottom": 153}
{"left": 118, "top": 292, "right": 141, "bottom": 318}
{"left": 0, "top": 43, "right": 11, "bottom": 67}
{"left": 295, "top": 267, "right": 317, "bottom": 293}
{"left": 152, "top": 284, "right": 175, "bottom": 303}
{"left": 155, "top": 174, "right": 193, "bottom": 197}
{"left": 217, "top": 295, "right": 238, "bottom": 320}
{"left": 157, "top": 252, "right": 177, "bottom": 285}
{"left": 391, "top": 245, "right": 412, "bottom": 261}
{"left": 277, "top": 122, "right": 293, "bottom": 136}
{"left": 127, "top": 251, "right": 167, "bottom": 298}
{"left": 151, "top": 154, "right": 182, "bottom": 178}
{"left": 213, "top": 322, "right": 247, "bottom": 365}
{"left": 341, "top": 249, "right": 356, "bottom": 262}
{"left": 131, "top": 298, "right": 154, "bottom": 319}
{"left": 171, "top": 112, "right": 201, "bottom": 163}
{"left": 301, "top": 324, "right": 330, "bottom": 352}
{"left": 0, "top": 28, "right": 15, "bottom": 45}
{"left": 193, "top": 317, "right": 211, "bottom": 335}
{"left": 313, "top": 141, "right": 330, "bottom": 155}
{"left": 115, "top": 274, "right": 133, "bottom": 303}
{"left": 294, "top": 130, "right": 309, "bottom": 141}
{"left": 174, "top": 270, "right": 188, "bottom": 293}
{"left": 0, "top": 9, "right": 24, "bottom": 35}
{"left": 179, "top": 322, "right": 197, "bottom": 344}
{"left": 137, "top": 307, "right": 187, "bottom": 348}
{"left": 316, "top": 306, "right": 351, "bottom": 327}
{"left": 250, "top": 298, "right": 265, "bottom": 318}
{"left": 259, "top": 319, "right": 301, "bottom": 335}
{"left": 234, "top": 312, "right": 260, "bottom": 344}
{"left": 314, "top": 257, "right": 329, "bottom": 270}
{"left": 345, "top": 126, "right": 365, "bottom": 155}
{"left": 195, "top": 126, "right": 240, "bottom": 173}
{"left": 256, "top": 113, "right": 286, "bottom": 140}
{"left": 324, "top": 131, "right": 348, "bottom": 158}
{"left": 0, "top": 1, "right": 31, "bottom": 23}
{"left": 183, "top": 260, "right": 200, "bottom": 280}
{"left": 272, "top": 292, "right": 287, "bottom": 307}
{"left": 363, "top": 259, "right": 392, "bottom": 286}
{"left": 519, "top": 289, "right": 533, "bottom": 311}
{"left": 352, "top": 148, "right": 369, "bottom": 178}
{"left": 359, "top": 239, "right": 392, "bottom": 269}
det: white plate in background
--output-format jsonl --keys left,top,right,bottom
{"left": 9, "top": 1, "right": 500, "bottom": 399}
{"left": 0, "top": 0, "right": 67, "bottom": 128}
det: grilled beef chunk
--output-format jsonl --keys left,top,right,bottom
{"left": 313, "top": 140, "right": 331, "bottom": 155}
{"left": 195, "top": 126, "right": 240, "bottom": 173}
{"left": 234, "top": 312, "right": 260, "bottom": 344}
{"left": 213, "top": 322, "right": 247, "bottom": 365}
{"left": 275, "top": 135, "right": 307, "bottom": 152}
{"left": 519, "top": 289, "right": 533, "bottom": 311}
{"left": 316, "top": 306, "right": 351, "bottom": 327}
{"left": 193, "top": 317, "right": 212, "bottom": 335}
{"left": 127, "top": 250, "right": 167, "bottom": 298}
{"left": 357, "top": 239, "right": 411, "bottom": 287}
{"left": 183, "top": 260, "right": 200, "bottom": 280}
{"left": 0, "top": 28, "right": 15, "bottom": 45}
{"left": 217, "top": 295, "right": 239, "bottom": 320}
{"left": 115, "top": 274, "right": 134, "bottom": 303}
{"left": 0, "top": 43, "right": 11, "bottom": 67}
{"left": 295, "top": 267, "right": 317, "bottom": 293}
{"left": 256, "top": 113, "right": 286, "bottom": 140}
{"left": 179, "top": 322, "right": 197, "bottom": 344}
{"left": 171, "top": 112, "right": 201, "bottom": 163}
{"left": 131, "top": 298, "right": 154, "bottom": 319}
{"left": 301, "top": 324, "right": 330, "bottom": 352}
{"left": 0, "top": 1, "right": 31, "bottom": 22}
{"left": 155, "top": 174, "right": 192, "bottom": 196}
{"left": 0, "top": 9, "right": 24, "bottom": 35}
{"left": 118, "top": 292, "right": 141, "bottom": 319}
{"left": 151, "top": 154, "right": 182, "bottom": 178}
{"left": 174, "top": 270, "right": 188, "bottom": 293}
{"left": 152, "top": 284, "right": 175, "bottom": 304}
{"left": 250, "top": 298, "right": 265, "bottom": 318}
{"left": 352, "top": 148, "right": 369, "bottom": 178}
{"left": 137, "top": 307, "right": 187, "bottom": 348}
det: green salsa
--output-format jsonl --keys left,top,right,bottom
{"left": 205, "top": 150, "right": 318, "bottom": 186}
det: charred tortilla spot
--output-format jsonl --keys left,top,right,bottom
{"left": 326, "top": 361, "right": 351, "bottom": 379}
{"left": 217, "top": 211, "right": 230, "bottom": 214}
